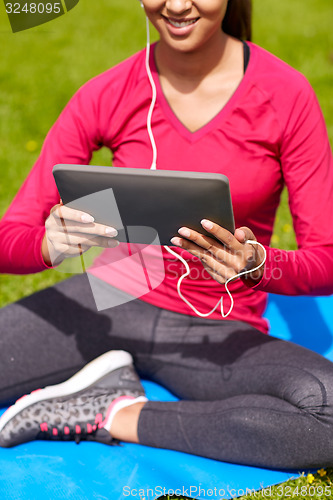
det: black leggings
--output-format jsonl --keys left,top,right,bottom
{"left": 1, "top": 274, "right": 333, "bottom": 469}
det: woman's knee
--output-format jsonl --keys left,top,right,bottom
{"left": 281, "top": 364, "right": 333, "bottom": 422}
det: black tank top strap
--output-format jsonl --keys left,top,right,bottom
{"left": 242, "top": 41, "right": 250, "bottom": 73}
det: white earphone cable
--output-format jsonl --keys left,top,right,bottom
{"left": 164, "top": 241, "right": 266, "bottom": 318}
{"left": 145, "top": 16, "right": 158, "bottom": 170}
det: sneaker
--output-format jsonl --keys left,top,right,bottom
{"left": 0, "top": 350, "right": 147, "bottom": 448}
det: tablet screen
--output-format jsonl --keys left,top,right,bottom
{"left": 53, "top": 164, "right": 235, "bottom": 245}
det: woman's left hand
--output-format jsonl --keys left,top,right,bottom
{"left": 170, "top": 219, "right": 265, "bottom": 286}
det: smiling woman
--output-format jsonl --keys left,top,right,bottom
{"left": 0, "top": 0, "right": 333, "bottom": 473}
{"left": 143, "top": 0, "right": 229, "bottom": 52}
{"left": 143, "top": 0, "right": 251, "bottom": 44}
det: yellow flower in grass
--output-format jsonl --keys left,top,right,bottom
{"left": 25, "top": 140, "right": 38, "bottom": 152}
{"left": 271, "top": 234, "right": 280, "bottom": 245}
{"left": 307, "top": 473, "right": 315, "bottom": 484}
{"left": 282, "top": 223, "right": 292, "bottom": 233}
{"left": 317, "top": 468, "right": 327, "bottom": 477}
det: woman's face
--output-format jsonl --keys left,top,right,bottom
{"left": 141, "top": 0, "right": 229, "bottom": 53}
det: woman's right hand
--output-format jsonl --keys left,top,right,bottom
{"left": 42, "top": 202, "right": 119, "bottom": 266}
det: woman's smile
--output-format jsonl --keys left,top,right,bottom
{"left": 142, "top": 0, "right": 228, "bottom": 53}
{"left": 161, "top": 14, "right": 200, "bottom": 36}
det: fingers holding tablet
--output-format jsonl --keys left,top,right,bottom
{"left": 42, "top": 203, "right": 119, "bottom": 267}
{"left": 171, "top": 220, "right": 263, "bottom": 285}
{"left": 51, "top": 204, "right": 118, "bottom": 236}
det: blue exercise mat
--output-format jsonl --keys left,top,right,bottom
{"left": 0, "top": 294, "right": 331, "bottom": 500}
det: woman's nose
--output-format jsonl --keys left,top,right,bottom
{"left": 165, "top": 0, "right": 192, "bottom": 15}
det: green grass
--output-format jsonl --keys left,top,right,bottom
{"left": 0, "top": 0, "right": 151, "bottom": 305}
{"left": 165, "top": 467, "right": 333, "bottom": 500}
{"left": 0, "top": 0, "right": 333, "bottom": 498}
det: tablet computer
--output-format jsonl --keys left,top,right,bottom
{"left": 53, "top": 164, "right": 235, "bottom": 246}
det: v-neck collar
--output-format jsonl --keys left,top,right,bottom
{"left": 149, "top": 42, "right": 257, "bottom": 144}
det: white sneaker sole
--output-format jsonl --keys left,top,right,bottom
{"left": 0, "top": 350, "right": 133, "bottom": 433}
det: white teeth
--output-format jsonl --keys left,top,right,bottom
{"left": 168, "top": 18, "right": 197, "bottom": 28}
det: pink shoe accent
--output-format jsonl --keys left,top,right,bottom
{"left": 92, "top": 424, "right": 97, "bottom": 431}
{"left": 64, "top": 426, "right": 70, "bottom": 435}
{"left": 0, "top": 389, "right": 44, "bottom": 421}
{"left": 15, "top": 394, "right": 28, "bottom": 405}
{"left": 40, "top": 423, "right": 48, "bottom": 432}
{"left": 95, "top": 413, "right": 103, "bottom": 424}
{"left": 75, "top": 425, "right": 81, "bottom": 434}
{"left": 99, "top": 396, "right": 135, "bottom": 429}
{"left": 87, "top": 423, "right": 93, "bottom": 433}
{"left": 16, "top": 388, "right": 42, "bottom": 405}
{"left": 52, "top": 428, "right": 58, "bottom": 436}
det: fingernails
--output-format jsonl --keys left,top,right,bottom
{"left": 178, "top": 227, "right": 190, "bottom": 238}
{"left": 201, "top": 219, "right": 213, "bottom": 230}
{"left": 238, "top": 229, "right": 246, "bottom": 241}
{"left": 81, "top": 214, "right": 94, "bottom": 223}
{"left": 105, "top": 227, "right": 118, "bottom": 236}
{"left": 108, "top": 239, "right": 119, "bottom": 247}
{"left": 171, "top": 237, "right": 182, "bottom": 247}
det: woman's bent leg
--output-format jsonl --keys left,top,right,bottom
{"left": 0, "top": 274, "right": 160, "bottom": 405}
{"left": 136, "top": 311, "right": 333, "bottom": 469}
{"left": 3, "top": 288, "right": 333, "bottom": 468}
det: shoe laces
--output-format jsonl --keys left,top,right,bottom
{"left": 38, "top": 420, "right": 101, "bottom": 444}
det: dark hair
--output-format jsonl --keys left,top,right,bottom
{"left": 222, "top": 0, "right": 252, "bottom": 41}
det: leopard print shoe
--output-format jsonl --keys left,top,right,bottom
{"left": 0, "top": 350, "right": 147, "bottom": 448}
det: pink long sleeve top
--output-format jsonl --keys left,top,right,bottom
{"left": 1, "top": 42, "right": 333, "bottom": 334}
